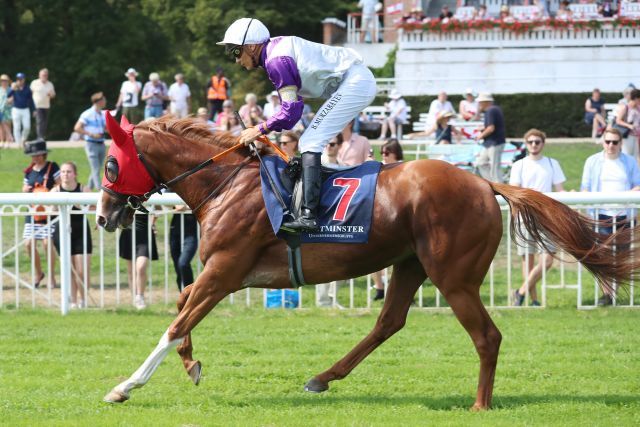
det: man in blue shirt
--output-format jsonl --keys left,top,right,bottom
{"left": 475, "top": 93, "right": 506, "bottom": 183}
{"left": 74, "top": 92, "right": 107, "bottom": 190}
{"left": 7, "top": 72, "right": 35, "bottom": 147}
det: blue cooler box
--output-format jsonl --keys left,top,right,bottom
{"left": 265, "top": 289, "right": 299, "bottom": 309}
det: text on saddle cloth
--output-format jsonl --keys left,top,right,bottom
{"left": 260, "top": 156, "right": 381, "bottom": 243}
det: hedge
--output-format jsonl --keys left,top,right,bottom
{"left": 371, "top": 92, "right": 621, "bottom": 138}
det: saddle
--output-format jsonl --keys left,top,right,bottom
{"left": 280, "top": 157, "right": 359, "bottom": 218}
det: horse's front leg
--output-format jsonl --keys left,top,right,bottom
{"left": 103, "top": 267, "right": 234, "bottom": 403}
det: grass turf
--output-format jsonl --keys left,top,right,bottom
{"left": 0, "top": 307, "right": 638, "bottom": 426}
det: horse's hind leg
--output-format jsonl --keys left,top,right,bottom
{"left": 423, "top": 238, "right": 502, "bottom": 410}
{"left": 305, "top": 256, "right": 426, "bottom": 393}
{"left": 175, "top": 284, "right": 202, "bottom": 385}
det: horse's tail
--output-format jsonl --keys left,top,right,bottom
{"left": 490, "top": 181, "right": 640, "bottom": 294}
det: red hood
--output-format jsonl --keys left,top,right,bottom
{"left": 102, "top": 112, "right": 155, "bottom": 196}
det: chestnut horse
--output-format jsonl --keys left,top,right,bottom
{"left": 99, "top": 115, "right": 637, "bottom": 408}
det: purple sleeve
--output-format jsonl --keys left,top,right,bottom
{"left": 263, "top": 56, "right": 304, "bottom": 133}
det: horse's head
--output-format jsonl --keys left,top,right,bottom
{"left": 96, "top": 112, "right": 156, "bottom": 232}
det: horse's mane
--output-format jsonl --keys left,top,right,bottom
{"left": 138, "top": 115, "right": 240, "bottom": 149}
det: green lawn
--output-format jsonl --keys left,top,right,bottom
{"left": 0, "top": 307, "right": 638, "bottom": 426}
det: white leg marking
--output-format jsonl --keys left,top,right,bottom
{"left": 112, "top": 330, "right": 183, "bottom": 397}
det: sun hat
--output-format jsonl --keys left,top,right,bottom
{"left": 465, "top": 87, "right": 476, "bottom": 96}
{"left": 24, "top": 138, "right": 49, "bottom": 156}
{"left": 476, "top": 93, "right": 494, "bottom": 102}
{"left": 217, "top": 18, "right": 270, "bottom": 46}
{"left": 437, "top": 111, "right": 454, "bottom": 120}
{"left": 197, "top": 107, "right": 208, "bottom": 116}
{"left": 124, "top": 68, "right": 138, "bottom": 77}
{"left": 388, "top": 89, "right": 402, "bottom": 100}
{"left": 149, "top": 72, "right": 160, "bottom": 81}
{"left": 0, "top": 74, "right": 10, "bottom": 81}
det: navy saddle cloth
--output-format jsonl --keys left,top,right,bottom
{"left": 260, "top": 156, "right": 381, "bottom": 243}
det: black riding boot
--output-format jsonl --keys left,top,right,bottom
{"left": 282, "top": 152, "right": 322, "bottom": 232}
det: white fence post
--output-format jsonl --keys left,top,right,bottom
{"left": 58, "top": 205, "right": 71, "bottom": 315}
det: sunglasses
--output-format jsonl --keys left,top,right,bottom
{"left": 604, "top": 139, "right": 620, "bottom": 145}
{"left": 526, "top": 139, "right": 543, "bottom": 146}
{"left": 381, "top": 151, "right": 390, "bottom": 155}
{"left": 226, "top": 18, "right": 253, "bottom": 59}
{"left": 328, "top": 142, "right": 343, "bottom": 147}
{"left": 280, "top": 140, "right": 293, "bottom": 145}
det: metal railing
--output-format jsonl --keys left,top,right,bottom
{"left": 0, "top": 192, "right": 638, "bottom": 314}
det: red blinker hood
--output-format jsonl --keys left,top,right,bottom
{"left": 102, "top": 112, "right": 155, "bottom": 196}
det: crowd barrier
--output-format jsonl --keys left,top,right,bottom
{"left": 0, "top": 192, "right": 638, "bottom": 314}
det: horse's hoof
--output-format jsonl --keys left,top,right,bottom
{"left": 188, "top": 361, "right": 202, "bottom": 386}
{"left": 470, "top": 403, "right": 489, "bottom": 412}
{"left": 103, "top": 389, "right": 129, "bottom": 404}
{"left": 304, "top": 377, "right": 329, "bottom": 393}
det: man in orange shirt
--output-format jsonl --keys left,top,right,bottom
{"left": 206, "top": 67, "right": 231, "bottom": 121}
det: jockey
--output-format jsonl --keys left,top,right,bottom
{"left": 217, "top": 18, "right": 377, "bottom": 232}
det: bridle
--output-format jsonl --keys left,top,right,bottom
{"left": 101, "top": 119, "right": 290, "bottom": 216}
{"left": 100, "top": 134, "right": 251, "bottom": 216}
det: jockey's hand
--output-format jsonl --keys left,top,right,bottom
{"left": 240, "top": 126, "right": 262, "bottom": 146}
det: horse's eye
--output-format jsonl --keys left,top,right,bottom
{"left": 105, "top": 156, "right": 119, "bottom": 183}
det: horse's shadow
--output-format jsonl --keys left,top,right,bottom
{"left": 240, "top": 393, "right": 638, "bottom": 410}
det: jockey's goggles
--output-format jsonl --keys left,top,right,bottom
{"left": 225, "top": 18, "right": 253, "bottom": 59}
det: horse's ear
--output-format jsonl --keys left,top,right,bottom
{"left": 105, "top": 111, "right": 127, "bottom": 147}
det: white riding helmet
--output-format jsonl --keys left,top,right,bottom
{"left": 217, "top": 18, "right": 270, "bottom": 46}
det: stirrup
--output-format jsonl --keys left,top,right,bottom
{"left": 282, "top": 212, "right": 318, "bottom": 233}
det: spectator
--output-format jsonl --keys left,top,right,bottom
{"left": 618, "top": 84, "right": 635, "bottom": 106}
{"left": 7, "top": 72, "right": 35, "bottom": 147}
{"left": 0, "top": 74, "right": 13, "bottom": 144}
{"left": 427, "top": 91, "right": 455, "bottom": 126}
{"left": 206, "top": 66, "right": 231, "bottom": 121}
{"left": 141, "top": 72, "right": 168, "bottom": 120}
{"left": 119, "top": 213, "right": 159, "bottom": 309}
{"left": 598, "top": 1, "right": 615, "bottom": 17}
{"left": 371, "top": 138, "right": 404, "bottom": 300}
{"left": 509, "top": 129, "right": 566, "bottom": 307}
{"left": 627, "top": 89, "right": 640, "bottom": 163}
{"left": 263, "top": 91, "right": 281, "bottom": 120}
{"left": 74, "top": 92, "right": 106, "bottom": 190}
{"left": 337, "top": 119, "right": 373, "bottom": 166}
{"left": 22, "top": 139, "right": 60, "bottom": 289}
{"left": 459, "top": 88, "right": 479, "bottom": 121}
{"left": 615, "top": 89, "right": 639, "bottom": 161}
{"left": 439, "top": 5, "right": 454, "bottom": 20}
{"left": 474, "top": 4, "right": 489, "bottom": 20}
{"left": 116, "top": 68, "right": 142, "bottom": 124}
{"left": 238, "top": 93, "right": 264, "bottom": 124}
{"left": 499, "top": 5, "right": 513, "bottom": 21}
{"left": 169, "top": 205, "right": 198, "bottom": 292}
{"left": 358, "top": 0, "right": 379, "bottom": 43}
{"left": 556, "top": 0, "right": 572, "bottom": 19}
{"left": 30, "top": 68, "right": 55, "bottom": 139}
{"left": 584, "top": 88, "right": 606, "bottom": 139}
{"left": 51, "top": 161, "right": 92, "bottom": 309}
{"left": 248, "top": 105, "right": 266, "bottom": 126}
{"left": 379, "top": 89, "right": 408, "bottom": 140}
{"left": 225, "top": 113, "right": 242, "bottom": 136}
{"left": 196, "top": 107, "right": 215, "bottom": 128}
{"left": 321, "top": 134, "right": 343, "bottom": 166}
{"left": 168, "top": 73, "right": 191, "bottom": 118}
{"left": 214, "top": 99, "right": 234, "bottom": 128}
{"left": 432, "top": 111, "right": 463, "bottom": 144}
{"left": 279, "top": 130, "right": 300, "bottom": 159}
{"left": 475, "top": 93, "right": 506, "bottom": 183}
{"left": 300, "top": 103, "right": 315, "bottom": 129}
{"left": 581, "top": 128, "right": 640, "bottom": 305}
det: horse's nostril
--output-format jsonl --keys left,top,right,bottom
{"left": 97, "top": 216, "right": 107, "bottom": 227}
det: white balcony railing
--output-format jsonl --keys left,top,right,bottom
{"left": 399, "top": 22, "right": 640, "bottom": 50}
